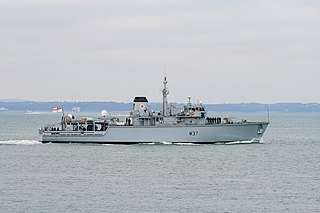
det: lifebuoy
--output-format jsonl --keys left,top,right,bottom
{"left": 190, "top": 111, "right": 194, "bottom": 116}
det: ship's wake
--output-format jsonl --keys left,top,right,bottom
{"left": 145, "top": 141, "right": 201, "bottom": 146}
{"left": 223, "top": 139, "right": 263, "bottom": 145}
{"left": 0, "top": 139, "right": 262, "bottom": 146}
{"left": 155, "top": 139, "right": 262, "bottom": 145}
{"left": 0, "top": 140, "right": 42, "bottom": 145}
{"left": 101, "top": 140, "right": 262, "bottom": 146}
{"left": 140, "top": 141, "right": 261, "bottom": 145}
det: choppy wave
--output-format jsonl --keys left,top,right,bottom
{"left": 0, "top": 140, "right": 41, "bottom": 145}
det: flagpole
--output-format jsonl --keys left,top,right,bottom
{"left": 61, "top": 105, "right": 66, "bottom": 130}
{"left": 61, "top": 105, "right": 65, "bottom": 117}
{"left": 267, "top": 105, "right": 270, "bottom": 122}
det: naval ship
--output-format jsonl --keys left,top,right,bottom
{"left": 39, "top": 77, "right": 269, "bottom": 144}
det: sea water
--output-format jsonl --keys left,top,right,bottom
{"left": 0, "top": 111, "right": 319, "bottom": 212}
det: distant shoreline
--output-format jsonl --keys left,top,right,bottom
{"left": 1, "top": 101, "right": 320, "bottom": 112}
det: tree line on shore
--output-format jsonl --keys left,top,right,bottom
{"left": 1, "top": 101, "right": 320, "bottom": 112}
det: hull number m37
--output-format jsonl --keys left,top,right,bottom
{"left": 189, "top": 131, "right": 199, "bottom": 136}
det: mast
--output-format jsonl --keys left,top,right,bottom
{"left": 162, "top": 76, "right": 169, "bottom": 116}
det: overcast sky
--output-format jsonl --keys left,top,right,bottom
{"left": 1, "top": 0, "right": 319, "bottom": 104}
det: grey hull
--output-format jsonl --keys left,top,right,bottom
{"left": 40, "top": 122, "right": 269, "bottom": 144}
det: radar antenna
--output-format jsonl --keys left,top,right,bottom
{"left": 162, "top": 76, "right": 169, "bottom": 116}
{"left": 267, "top": 105, "right": 270, "bottom": 122}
